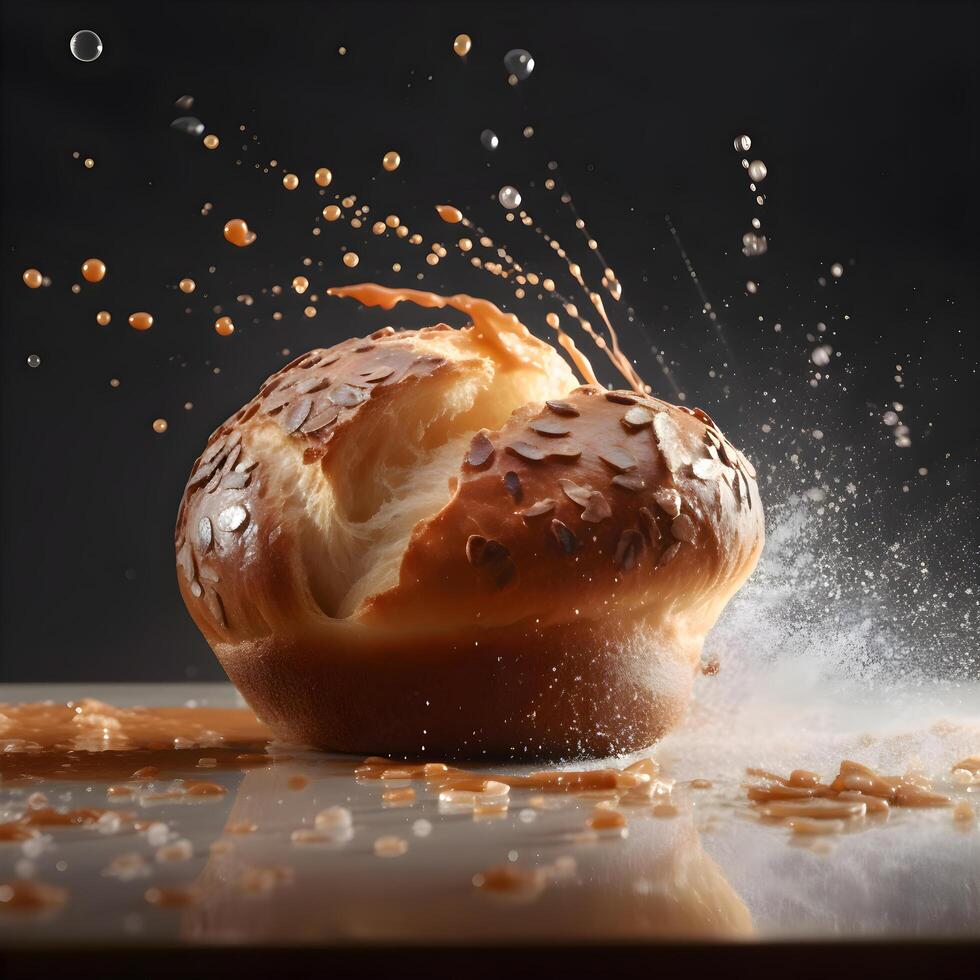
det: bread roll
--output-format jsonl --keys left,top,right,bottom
{"left": 175, "top": 285, "right": 764, "bottom": 758}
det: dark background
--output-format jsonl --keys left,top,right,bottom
{"left": 1, "top": 0, "right": 976, "bottom": 681}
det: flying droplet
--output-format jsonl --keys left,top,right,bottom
{"left": 202, "top": 134, "right": 220, "bottom": 150}
{"left": 480, "top": 129, "right": 499, "bottom": 151}
{"left": 453, "top": 34, "right": 471, "bottom": 57}
{"left": 811, "top": 344, "right": 833, "bottom": 366}
{"left": 830, "top": 262, "right": 844, "bottom": 278}
{"left": 741, "top": 232, "right": 768, "bottom": 257}
{"left": 746, "top": 280, "right": 758, "bottom": 294}
{"left": 314, "top": 167, "right": 332, "bottom": 187}
{"left": 748, "top": 160, "right": 767, "bottom": 182}
{"left": 382, "top": 151, "right": 401, "bottom": 172}
{"left": 323, "top": 205, "right": 341, "bottom": 221}
{"left": 292, "top": 276, "right": 309, "bottom": 293}
{"left": 83, "top": 157, "right": 95, "bottom": 169}
{"left": 26, "top": 354, "right": 41, "bottom": 368}
{"left": 734, "top": 134, "right": 752, "bottom": 153}
{"left": 304, "top": 306, "right": 317, "bottom": 318}
{"left": 343, "top": 252, "right": 360, "bottom": 268}
{"left": 96, "top": 310, "right": 111, "bottom": 325}
{"left": 69, "top": 30, "right": 102, "bottom": 63}
{"left": 498, "top": 185, "right": 521, "bottom": 210}
{"left": 214, "top": 316, "right": 234, "bottom": 336}
{"left": 170, "top": 116, "right": 205, "bottom": 137}
{"left": 152, "top": 419, "right": 168, "bottom": 434}
{"left": 282, "top": 173, "right": 299, "bottom": 190}
{"left": 503, "top": 49, "right": 535, "bottom": 81}
{"left": 436, "top": 204, "right": 463, "bottom": 224}
{"left": 81, "top": 258, "right": 106, "bottom": 283}
{"left": 523, "top": 126, "right": 534, "bottom": 138}
{"left": 223, "top": 218, "right": 256, "bottom": 247}
{"left": 179, "top": 278, "right": 195, "bottom": 293}
{"left": 175, "top": 95, "right": 194, "bottom": 111}
{"left": 22, "top": 268, "right": 42, "bottom": 289}
{"left": 129, "top": 312, "right": 153, "bottom": 331}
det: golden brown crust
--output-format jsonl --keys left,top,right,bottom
{"left": 175, "top": 320, "right": 764, "bottom": 759}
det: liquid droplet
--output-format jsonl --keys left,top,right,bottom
{"left": 69, "top": 30, "right": 102, "bottom": 62}
{"left": 179, "top": 278, "right": 195, "bottom": 293}
{"left": 170, "top": 117, "right": 204, "bottom": 137}
{"left": 498, "top": 185, "right": 522, "bottom": 210}
{"left": 830, "top": 262, "right": 844, "bottom": 278}
{"left": 214, "top": 316, "right": 234, "bottom": 336}
{"left": 480, "top": 129, "right": 499, "bottom": 151}
{"left": 314, "top": 167, "right": 332, "bottom": 187}
{"left": 202, "top": 134, "right": 219, "bottom": 150}
{"left": 26, "top": 354, "right": 41, "bottom": 368}
{"left": 282, "top": 173, "right": 299, "bottom": 190}
{"left": 748, "top": 160, "right": 767, "bottom": 182}
{"left": 382, "top": 151, "right": 401, "bottom": 172}
{"left": 292, "top": 276, "right": 309, "bottom": 293}
{"left": 96, "top": 311, "right": 111, "bottom": 325}
{"left": 453, "top": 34, "right": 472, "bottom": 57}
{"left": 22, "top": 269, "right": 42, "bottom": 289}
{"left": 436, "top": 204, "right": 463, "bottom": 224}
{"left": 223, "top": 219, "right": 256, "bottom": 247}
{"left": 811, "top": 344, "right": 833, "bottom": 366}
{"left": 343, "top": 252, "right": 360, "bottom": 268}
{"left": 504, "top": 49, "right": 535, "bottom": 81}
{"left": 81, "top": 258, "right": 106, "bottom": 283}
{"left": 741, "top": 232, "right": 768, "bottom": 257}
{"left": 734, "top": 134, "right": 752, "bottom": 153}
{"left": 174, "top": 95, "right": 194, "bottom": 111}
{"left": 128, "top": 312, "right": 153, "bottom": 331}
{"left": 152, "top": 419, "right": 168, "bottom": 434}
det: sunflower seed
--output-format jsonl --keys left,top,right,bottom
{"left": 605, "top": 392, "right": 637, "bottom": 405}
{"left": 204, "top": 588, "right": 226, "bottom": 627}
{"left": 615, "top": 529, "right": 644, "bottom": 570}
{"left": 547, "top": 445, "right": 582, "bottom": 461}
{"left": 581, "top": 491, "right": 612, "bottom": 523}
{"left": 692, "top": 458, "right": 725, "bottom": 481}
{"left": 282, "top": 398, "right": 313, "bottom": 434}
{"left": 508, "top": 441, "right": 545, "bottom": 462}
{"left": 466, "top": 430, "right": 495, "bottom": 468}
{"left": 550, "top": 519, "right": 581, "bottom": 554}
{"left": 216, "top": 505, "right": 248, "bottom": 533}
{"left": 522, "top": 499, "right": 555, "bottom": 518}
{"left": 198, "top": 517, "right": 213, "bottom": 552}
{"left": 220, "top": 471, "right": 251, "bottom": 490}
{"left": 598, "top": 447, "right": 637, "bottom": 472}
{"left": 302, "top": 408, "right": 339, "bottom": 434}
{"left": 529, "top": 417, "right": 571, "bottom": 437}
{"left": 503, "top": 471, "right": 523, "bottom": 502}
{"left": 611, "top": 473, "right": 645, "bottom": 491}
{"left": 330, "top": 384, "right": 370, "bottom": 408}
{"left": 559, "top": 479, "right": 593, "bottom": 507}
{"left": 671, "top": 514, "right": 697, "bottom": 543}
{"left": 653, "top": 488, "right": 681, "bottom": 517}
{"left": 638, "top": 506, "right": 661, "bottom": 545}
{"left": 545, "top": 400, "right": 580, "bottom": 417}
{"left": 622, "top": 406, "right": 654, "bottom": 430}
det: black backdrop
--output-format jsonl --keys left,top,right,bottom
{"left": 1, "top": 0, "right": 976, "bottom": 681}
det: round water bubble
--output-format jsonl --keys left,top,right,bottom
{"left": 170, "top": 116, "right": 205, "bottom": 137}
{"left": 26, "top": 354, "right": 41, "bottom": 368}
{"left": 480, "top": 129, "right": 499, "bottom": 151}
{"left": 498, "top": 185, "right": 521, "bottom": 210}
{"left": 748, "top": 159, "right": 768, "bottom": 182}
{"left": 504, "top": 49, "right": 535, "bottom": 81}
{"left": 734, "top": 134, "right": 752, "bottom": 153}
{"left": 70, "top": 30, "right": 102, "bottom": 62}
